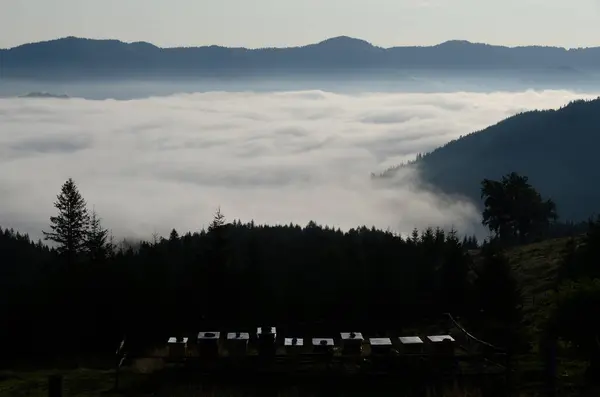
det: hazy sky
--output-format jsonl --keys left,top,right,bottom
{"left": 2, "top": 0, "right": 600, "bottom": 49}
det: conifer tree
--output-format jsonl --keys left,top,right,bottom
{"left": 208, "top": 207, "right": 226, "bottom": 231}
{"left": 205, "top": 207, "right": 229, "bottom": 324}
{"left": 474, "top": 241, "right": 523, "bottom": 348}
{"left": 86, "top": 208, "right": 109, "bottom": 262}
{"left": 43, "top": 178, "right": 90, "bottom": 262}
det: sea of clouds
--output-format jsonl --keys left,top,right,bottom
{"left": 0, "top": 89, "right": 597, "bottom": 242}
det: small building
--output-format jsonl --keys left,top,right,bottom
{"left": 256, "top": 327, "right": 277, "bottom": 356}
{"left": 197, "top": 332, "right": 220, "bottom": 358}
{"left": 167, "top": 337, "right": 188, "bottom": 358}
{"left": 427, "top": 335, "right": 455, "bottom": 355}
{"left": 398, "top": 336, "right": 424, "bottom": 354}
{"left": 284, "top": 337, "right": 304, "bottom": 354}
{"left": 198, "top": 331, "right": 220, "bottom": 340}
{"left": 257, "top": 327, "right": 277, "bottom": 338}
{"left": 340, "top": 332, "right": 364, "bottom": 355}
{"left": 312, "top": 338, "right": 335, "bottom": 354}
{"left": 369, "top": 337, "right": 393, "bottom": 355}
{"left": 225, "top": 332, "right": 250, "bottom": 356}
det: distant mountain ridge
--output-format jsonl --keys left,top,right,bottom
{"left": 378, "top": 97, "right": 600, "bottom": 222}
{"left": 2, "top": 36, "right": 600, "bottom": 80}
{"left": 18, "top": 92, "right": 70, "bottom": 99}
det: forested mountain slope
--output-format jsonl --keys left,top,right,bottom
{"left": 380, "top": 98, "right": 600, "bottom": 222}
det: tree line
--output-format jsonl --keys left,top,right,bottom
{"left": 0, "top": 171, "right": 583, "bottom": 377}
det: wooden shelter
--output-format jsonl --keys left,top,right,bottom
{"left": 340, "top": 332, "right": 364, "bottom": 355}
{"left": 225, "top": 332, "right": 250, "bottom": 356}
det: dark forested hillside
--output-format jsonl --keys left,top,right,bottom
{"left": 1, "top": 178, "right": 506, "bottom": 363}
{"left": 379, "top": 97, "right": 600, "bottom": 222}
{"left": 3, "top": 36, "right": 600, "bottom": 80}
{"left": 5, "top": 174, "right": 600, "bottom": 395}
{"left": 0, "top": 220, "right": 484, "bottom": 360}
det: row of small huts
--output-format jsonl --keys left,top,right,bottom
{"left": 166, "top": 327, "right": 456, "bottom": 358}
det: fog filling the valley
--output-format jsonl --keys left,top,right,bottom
{"left": 0, "top": 89, "right": 597, "bottom": 242}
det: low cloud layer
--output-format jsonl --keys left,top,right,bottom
{"left": 0, "top": 89, "right": 596, "bottom": 242}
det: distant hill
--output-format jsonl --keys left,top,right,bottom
{"left": 2, "top": 36, "right": 600, "bottom": 80}
{"left": 379, "top": 98, "right": 600, "bottom": 222}
{"left": 18, "top": 92, "right": 70, "bottom": 99}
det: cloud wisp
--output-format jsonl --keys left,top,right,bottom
{"left": 0, "top": 89, "right": 596, "bottom": 242}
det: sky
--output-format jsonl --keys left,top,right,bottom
{"left": 1, "top": 88, "right": 596, "bottom": 243}
{"left": 1, "top": 0, "right": 600, "bottom": 49}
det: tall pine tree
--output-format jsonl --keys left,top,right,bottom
{"left": 43, "top": 178, "right": 90, "bottom": 263}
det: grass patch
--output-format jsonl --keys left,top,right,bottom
{"left": 502, "top": 236, "right": 589, "bottom": 396}
{"left": 0, "top": 368, "right": 152, "bottom": 397}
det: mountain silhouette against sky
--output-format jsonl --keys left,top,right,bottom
{"left": 18, "top": 91, "right": 70, "bottom": 99}
{"left": 2, "top": 36, "right": 600, "bottom": 80}
{"left": 378, "top": 97, "right": 600, "bottom": 222}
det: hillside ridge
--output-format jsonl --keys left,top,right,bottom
{"left": 379, "top": 97, "right": 600, "bottom": 222}
{"left": 3, "top": 36, "right": 600, "bottom": 80}
{"left": 4, "top": 35, "right": 598, "bottom": 51}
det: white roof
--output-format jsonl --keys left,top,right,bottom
{"left": 427, "top": 335, "right": 455, "bottom": 343}
{"left": 312, "top": 338, "right": 334, "bottom": 346}
{"left": 198, "top": 332, "right": 220, "bottom": 339}
{"left": 284, "top": 337, "right": 304, "bottom": 346}
{"left": 369, "top": 338, "right": 392, "bottom": 346}
{"left": 168, "top": 337, "right": 189, "bottom": 344}
{"left": 227, "top": 332, "right": 250, "bottom": 340}
{"left": 257, "top": 327, "right": 277, "bottom": 336}
{"left": 399, "top": 336, "right": 424, "bottom": 345}
{"left": 340, "top": 332, "right": 364, "bottom": 340}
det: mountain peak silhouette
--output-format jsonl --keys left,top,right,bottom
{"left": 313, "top": 36, "right": 376, "bottom": 49}
{"left": 3, "top": 36, "right": 600, "bottom": 79}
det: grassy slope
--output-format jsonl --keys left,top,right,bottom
{"left": 505, "top": 237, "right": 590, "bottom": 396}
{"left": 508, "top": 237, "right": 569, "bottom": 330}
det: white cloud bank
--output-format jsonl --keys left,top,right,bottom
{"left": 0, "top": 89, "right": 596, "bottom": 242}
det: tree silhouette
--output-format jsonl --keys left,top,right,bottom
{"left": 477, "top": 242, "right": 522, "bottom": 322}
{"left": 438, "top": 229, "right": 472, "bottom": 315}
{"left": 208, "top": 207, "right": 226, "bottom": 231}
{"left": 205, "top": 207, "right": 230, "bottom": 326}
{"left": 554, "top": 279, "right": 600, "bottom": 382}
{"left": 473, "top": 240, "right": 523, "bottom": 350}
{"left": 481, "top": 172, "right": 557, "bottom": 244}
{"left": 86, "top": 208, "right": 110, "bottom": 262}
{"left": 43, "top": 178, "right": 90, "bottom": 263}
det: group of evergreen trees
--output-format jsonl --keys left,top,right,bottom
{"left": 3, "top": 170, "right": 595, "bottom": 383}
{"left": 481, "top": 172, "right": 558, "bottom": 245}
{"left": 0, "top": 176, "right": 527, "bottom": 363}
{"left": 42, "top": 178, "right": 112, "bottom": 263}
